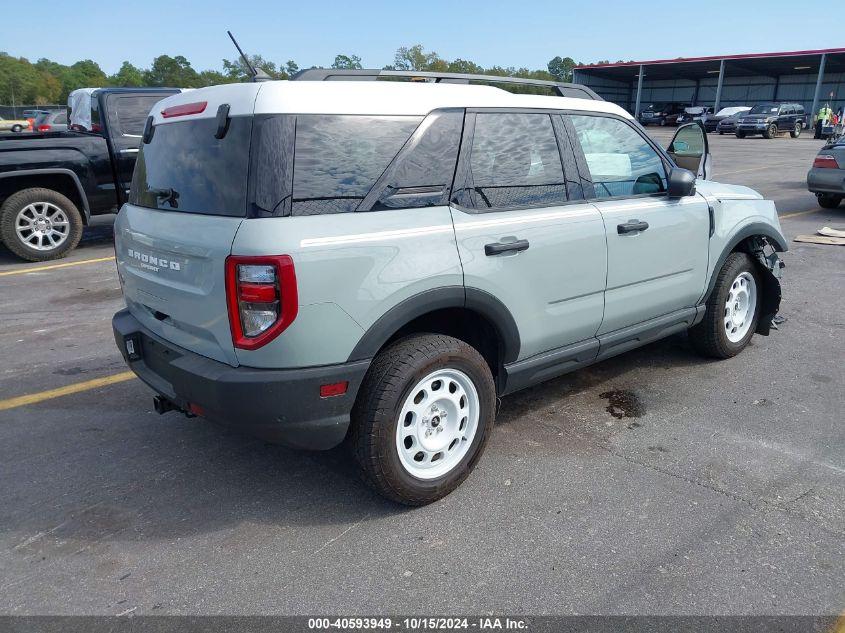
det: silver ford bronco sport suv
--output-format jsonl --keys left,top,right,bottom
{"left": 112, "top": 70, "right": 786, "bottom": 505}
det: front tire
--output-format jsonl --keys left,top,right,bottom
{"left": 763, "top": 123, "right": 778, "bottom": 139}
{"left": 735, "top": 131, "right": 746, "bottom": 139}
{"left": 0, "top": 188, "right": 83, "bottom": 261}
{"left": 11, "top": 124, "right": 22, "bottom": 133}
{"left": 689, "top": 252, "right": 762, "bottom": 359}
{"left": 817, "top": 193, "right": 843, "bottom": 209}
{"left": 351, "top": 334, "right": 496, "bottom": 506}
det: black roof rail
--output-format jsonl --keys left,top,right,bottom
{"left": 290, "top": 68, "right": 603, "bottom": 101}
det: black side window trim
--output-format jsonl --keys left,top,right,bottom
{"left": 357, "top": 108, "right": 465, "bottom": 212}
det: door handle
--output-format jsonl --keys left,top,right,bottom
{"left": 485, "top": 239, "right": 530, "bottom": 256}
{"left": 617, "top": 219, "right": 649, "bottom": 234}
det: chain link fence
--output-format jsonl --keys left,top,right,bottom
{"left": 0, "top": 104, "right": 64, "bottom": 119}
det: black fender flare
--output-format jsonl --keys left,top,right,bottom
{"left": 703, "top": 222, "right": 787, "bottom": 336}
{"left": 347, "top": 286, "right": 521, "bottom": 364}
{"left": 703, "top": 222, "right": 787, "bottom": 301}
{"left": 0, "top": 168, "right": 91, "bottom": 221}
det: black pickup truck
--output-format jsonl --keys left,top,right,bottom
{"left": 0, "top": 88, "right": 179, "bottom": 261}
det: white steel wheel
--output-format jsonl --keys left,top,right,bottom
{"left": 724, "top": 271, "right": 757, "bottom": 343}
{"left": 395, "top": 368, "right": 480, "bottom": 480}
{"left": 15, "top": 202, "right": 70, "bottom": 251}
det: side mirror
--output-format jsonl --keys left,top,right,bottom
{"left": 668, "top": 121, "right": 711, "bottom": 180}
{"left": 667, "top": 167, "right": 697, "bottom": 198}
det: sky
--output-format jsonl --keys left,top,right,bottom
{"left": 0, "top": 0, "right": 840, "bottom": 75}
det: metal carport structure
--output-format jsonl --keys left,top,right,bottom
{"left": 572, "top": 48, "right": 845, "bottom": 121}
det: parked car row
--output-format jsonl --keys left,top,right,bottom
{"left": 640, "top": 101, "right": 808, "bottom": 139}
{"left": 0, "top": 109, "right": 69, "bottom": 133}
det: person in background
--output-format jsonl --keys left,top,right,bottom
{"left": 815, "top": 103, "right": 833, "bottom": 139}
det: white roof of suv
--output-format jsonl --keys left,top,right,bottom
{"left": 151, "top": 80, "right": 631, "bottom": 125}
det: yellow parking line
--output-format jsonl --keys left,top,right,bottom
{"left": 780, "top": 209, "right": 819, "bottom": 219}
{"left": 0, "top": 371, "right": 135, "bottom": 412}
{"left": 0, "top": 256, "right": 115, "bottom": 277}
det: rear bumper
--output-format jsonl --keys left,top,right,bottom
{"left": 807, "top": 168, "right": 845, "bottom": 194}
{"left": 112, "top": 309, "right": 370, "bottom": 450}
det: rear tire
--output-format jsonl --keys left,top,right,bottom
{"left": 0, "top": 188, "right": 83, "bottom": 262}
{"left": 350, "top": 334, "right": 496, "bottom": 506}
{"left": 689, "top": 252, "right": 762, "bottom": 359}
{"left": 763, "top": 123, "right": 778, "bottom": 139}
{"left": 790, "top": 123, "right": 801, "bottom": 138}
{"left": 817, "top": 194, "right": 843, "bottom": 209}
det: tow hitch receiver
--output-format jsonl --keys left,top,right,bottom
{"left": 153, "top": 395, "right": 196, "bottom": 418}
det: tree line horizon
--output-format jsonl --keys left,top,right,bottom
{"left": 0, "top": 44, "right": 625, "bottom": 106}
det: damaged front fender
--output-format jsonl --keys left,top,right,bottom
{"left": 748, "top": 236, "right": 785, "bottom": 336}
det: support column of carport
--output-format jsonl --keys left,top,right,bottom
{"left": 810, "top": 53, "right": 827, "bottom": 124}
{"left": 713, "top": 59, "right": 725, "bottom": 113}
{"left": 634, "top": 65, "right": 644, "bottom": 117}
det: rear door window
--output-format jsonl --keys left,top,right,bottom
{"left": 466, "top": 112, "right": 568, "bottom": 211}
{"left": 291, "top": 115, "right": 422, "bottom": 215}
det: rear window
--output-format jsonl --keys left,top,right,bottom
{"left": 109, "top": 95, "right": 167, "bottom": 137}
{"left": 130, "top": 116, "right": 252, "bottom": 217}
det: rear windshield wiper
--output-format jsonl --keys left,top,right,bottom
{"left": 149, "top": 187, "right": 180, "bottom": 209}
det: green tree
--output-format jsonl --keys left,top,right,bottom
{"left": 109, "top": 61, "right": 145, "bottom": 87}
{"left": 223, "top": 54, "right": 282, "bottom": 81}
{"left": 198, "top": 69, "right": 231, "bottom": 86}
{"left": 144, "top": 55, "right": 200, "bottom": 88}
{"left": 447, "top": 59, "right": 484, "bottom": 75}
{"left": 388, "top": 44, "right": 445, "bottom": 71}
{"left": 282, "top": 60, "right": 299, "bottom": 77}
{"left": 331, "top": 54, "right": 362, "bottom": 70}
{"left": 547, "top": 56, "right": 576, "bottom": 82}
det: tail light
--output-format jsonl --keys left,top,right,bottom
{"left": 225, "top": 255, "right": 298, "bottom": 350}
{"left": 37, "top": 124, "right": 51, "bottom": 132}
{"left": 813, "top": 155, "right": 839, "bottom": 169}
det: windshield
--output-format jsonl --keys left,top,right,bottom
{"left": 748, "top": 104, "right": 778, "bottom": 115}
{"left": 130, "top": 117, "right": 253, "bottom": 217}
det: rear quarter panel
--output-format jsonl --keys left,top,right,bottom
{"left": 231, "top": 207, "right": 463, "bottom": 369}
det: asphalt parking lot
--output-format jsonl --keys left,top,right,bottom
{"left": 0, "top": 130, "right": 843, "bottom": 616}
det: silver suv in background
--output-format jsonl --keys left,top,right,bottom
{"left": 112, "top": 71, "right": 786, "bottom": 505}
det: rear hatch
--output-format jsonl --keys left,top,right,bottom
{"left": 115, "top": 85, "right": 260, "bottom": 366}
